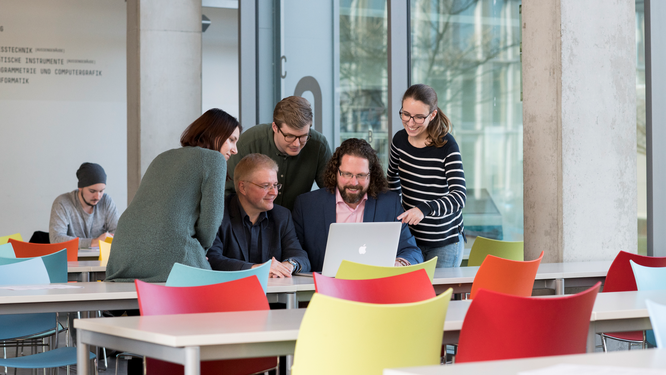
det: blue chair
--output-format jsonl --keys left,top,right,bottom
{"left": 630, "top": 260, "right": 666, "bottom": 347}
{"left": 0, "top": 249, "right": 68, "bottom": 283}
{"left": 646, "top": 300, "right": 666, "bottom": 348}
{"left": 0, "top": 258, "right": 96, "bottom": 372}
{"left": 166, "top": 261, "right": 271, "bottom": 292}
{"left": 0, "top": 243, "right": 15, "bottom": 258}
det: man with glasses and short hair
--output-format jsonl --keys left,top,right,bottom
{"left": 208, "top": 154, "right": 311, "bottom": 277}
{"left": 292, "top": 138, "right": 423, "bottom": 272}
{"left": 225, "top": 96, "right": 333, "bottom": 210}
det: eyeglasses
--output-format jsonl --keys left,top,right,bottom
{"left": 245, "top": 181, "right": 283, "bottom": 191}
{"left": 338, "top": 170, "right": 370, "bottom": 181}
{"left": 399, "top": 109, "right": 432, "bottom": 124}
{"left": 277, "top": 126, "right": 310, "bottom": 144}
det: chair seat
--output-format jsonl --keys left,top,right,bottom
{"left": 0, "top": 346, "right": 95, "bottom": 368}
{"left": 603, "top": 331, "right": 644, "bottom": 342}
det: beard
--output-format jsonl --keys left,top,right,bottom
{"left": 339, "top": 183, "right": 367, "bottom": 205}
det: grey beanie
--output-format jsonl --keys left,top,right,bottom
{"left": 77, "top": 163, "right": 107, "bottom": 188}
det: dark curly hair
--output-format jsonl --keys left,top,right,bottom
{"left": 323, "top": 138, "right": 388, "bottom": 199}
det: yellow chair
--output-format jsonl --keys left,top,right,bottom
{"left": 291, "top": 288, "right": 452, "bottom": 375}
{"left": 335, "top": 257, "right": 438, "bottom": 282}
{"left": 98, "top": 239, "right": 112, "bottom": 263}
{"left": 467, "top": 236, "right": 523, "bottom": 267}
{"left": 0, "top": 233, "right": 22, "bottom": 245}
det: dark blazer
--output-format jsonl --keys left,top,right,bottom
{"left": 292, "top": 188, "right": 423, "bottom": 272}
{"left": 207, "top": 195, "right": 311, "bottom": 272}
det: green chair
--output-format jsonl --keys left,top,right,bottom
{"left": 335, "top": 257, "right": 437, "bottom": 282}
{"left": 467, "top": 236, "right": 524, "bottom": 267}
{"left": 165, "top": 261, "right": 270, "bottom": 292}
{"left": 291, "top": 288, "right": 453, "bottom": 375}
{"left": 0, "top": 243, "right": 15, "bottom": 258}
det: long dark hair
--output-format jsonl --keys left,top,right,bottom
{"left": 402, "top": 84, "right": 451, "bottom": 147}
{"left": 180, "top": 108, "right": 241, "bottom": 151}
{"left": 323, "top": 138, "right": 388, "bottom": 199}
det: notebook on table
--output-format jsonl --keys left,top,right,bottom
{"left": 318, "top": 222, "right": 402, "bottom": 277}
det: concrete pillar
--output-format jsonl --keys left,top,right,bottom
{"left": 523, "top": 0, "right": 636, "bottom": 262}
{"left": 127, "top": 0, "right": 202, "bottom": 203}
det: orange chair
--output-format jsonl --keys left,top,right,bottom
{"left": 600, "top": 250, "right": 666, "bottom": 350}
{"left": 456, "top": 282, "right": 600, "bottom": 363}
{"left": 469, "top": 251, "right": 544, "bottom": 299}
{"left": 135, "top": 276, "right": 277, "bottom": 375}
{"left": 314, "top": 269, "right": 436, "bottom": 304}
{"left": 8, "top": 238, "right": 79, "bottom": 262}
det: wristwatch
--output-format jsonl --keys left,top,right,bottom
{"left": 286, "top": 259, "right": 299, "bottom": 274}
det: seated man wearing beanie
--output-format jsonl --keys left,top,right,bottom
{"left": 49, "top": 162, "right": 120, "bottom": 248}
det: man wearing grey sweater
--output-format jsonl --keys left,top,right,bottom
{"left": 49, "top": 162, "right": 119, "bottom": 248}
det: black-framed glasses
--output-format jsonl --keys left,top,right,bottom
{"left": 338, "top": 170, "right": 370, "bottom": 181}
{"left": 277, "top": 126, "right": 310, "bottom": 143}
{"left": 399, "top": 109, "right": 432, "bottom": 124}
{"left": 245, "top": 181, "right": 283, "bottom": 191}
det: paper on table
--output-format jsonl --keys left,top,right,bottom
{"left": 0, "top": 285, "right": 84, "bottom": 291}
{"left": 519, "top": 364, "right": 666, "bottom": 375}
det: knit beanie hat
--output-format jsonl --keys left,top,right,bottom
{"left": 77, "top": 163, "right": 107, "bottom": 188}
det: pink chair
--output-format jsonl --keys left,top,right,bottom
{"left": 456, "top": 282, "right": 601, "bottom": 363}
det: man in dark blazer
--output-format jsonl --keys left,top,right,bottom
{"left": 207, "top": 154, "right": 310, "bottom": 277}
{"left": 292, "top": 138, "right": 423, "bottom": 273}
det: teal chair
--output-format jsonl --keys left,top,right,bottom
{"left": 0, "top": 249, "right": 68, "bottom": 283}
{"left": 467, "top": 236, "right": 524, "bottom": 267}
{"left": 0, "top": 243, "right": 15, "bottom": 258}
{"left": 166, "top": 261, "right": 271, "bottom": 292}
{"left": 0, "top": 258, "right": 96, "bottom": 372}
{"left": 646, "top": 300, "right": 666, "bottom": 348}
{"left": 630, "top": 260, "right": 666, "bottom": 347}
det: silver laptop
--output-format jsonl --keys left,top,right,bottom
{"left": 320, "top": 222, "right": 402, "bottom": 277}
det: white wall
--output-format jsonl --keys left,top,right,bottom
{"left": 0, "top": 0, "right": 128, "bottom": 239}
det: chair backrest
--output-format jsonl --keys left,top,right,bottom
{"left": 0, "top": 232, "right": 22, "bottom": 245}
{"left": 98, "top": 240, "right": 111, "bottom": 263}
{"left": 334, "top": 257, "right": 438, "bottom": 282}
{"left": 292, "top": 288, "right": 452, "bottom": 375}
{"left": 646, "top": 300, "right": 666, "bottom": 348}
{"left": 469, "top": 251, "right": 544, "bottom": 299}
{"left": 467, "top": 236, "right": 524, "bottom": 267}
{"left": 0, "top": 258, "right": 50, "bottom": 285}
{"left": 9, "top": 238, "right": 79, "bottom": 262}
{"left": 456, "top": 282, "right": 601, "bottom": 363}
{"left": 165, "top": 261, "right": 270, "bottom": 292}
{"left": 630, "top": 260, "right": 666, "bottom": 291}
{"left": 314, "top": 269, "right": 436, "bottom": 304}
{"left": 604, "top": 251, "right": 666, "bottom": 292}
{"left": 135, "top": 276, "right": 269, "bottom": 316}
{"left": 0, "top": 249, "right": 68, "bottom": 283}
{"left": 0, "top": 243, "right": 15, "bottom": 258}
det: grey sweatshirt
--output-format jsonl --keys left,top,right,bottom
{"left": 49, "top": 190, "right": 119, "bottom": 248}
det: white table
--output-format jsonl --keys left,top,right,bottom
{"left": 68, "top": 260, "right": 107, "bottom": 282}
{"left": 384, "top": 348, "right": 666, "bottom": 374}
{"left": 78, "top": 248, "right": 100, "bottom": 259}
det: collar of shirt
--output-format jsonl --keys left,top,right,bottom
{"left": 236, "top": 196, "right": 269, "bottom": 227}
{"left": 335, "top": 187, "right": 368, "bottom": 223}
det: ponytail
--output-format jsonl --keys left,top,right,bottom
{"left": 425, "top": 106, "right": 451, "bottom": 148}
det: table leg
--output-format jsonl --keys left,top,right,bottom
{"left": 555, "top": 278, "right": 565, "bottom": 295}
{"left": 76, "top": 330, "right": 90, "bottom": 375}
{"left": 286, "top": 354, "right": 293, "bottom": 375}
{"left": 285, "top": 292, "right": 298, "bottom": 309}
{"left": 81, "top": 271, "right": 90, "bottom": 283}
{"left": 184, "top": 346, "right": 201, "bottom": 375}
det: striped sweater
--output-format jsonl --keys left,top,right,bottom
{"left": 387, "top": 130, "right": 466, "bottom": 247}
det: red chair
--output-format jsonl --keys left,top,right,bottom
{"left": 8, "top": 238, "right": 79, "bottom": 262}
{"left": 469, "top": 251, "right": 544, "bottom": 299}
{"left": 456, "top": 282, "right": 601, "bottom": 363}
{"left": 313, "top": 269, "right": 436, "bottom": 303}
{"left": 601, "top": 250, "right": 666, "bottom": 350}
{"left": 135, "top": 276, "right": 277, "bottom": 375}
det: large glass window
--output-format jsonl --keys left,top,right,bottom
{"left": 636, "top": 0, "right": 646, "bottom": 255}
{"left": 410, "top": 0, "right": 523, "bottom": 243}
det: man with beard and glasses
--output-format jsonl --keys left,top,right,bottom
{"left": 49, "top": 162, "right": 119, "bottom": 248}
{"left": 292, "top": 138, "right": 422, "bottom": 272}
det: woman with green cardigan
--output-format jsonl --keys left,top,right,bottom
{"left": 106, "top": 109, "right": 241, "bottom": 282}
